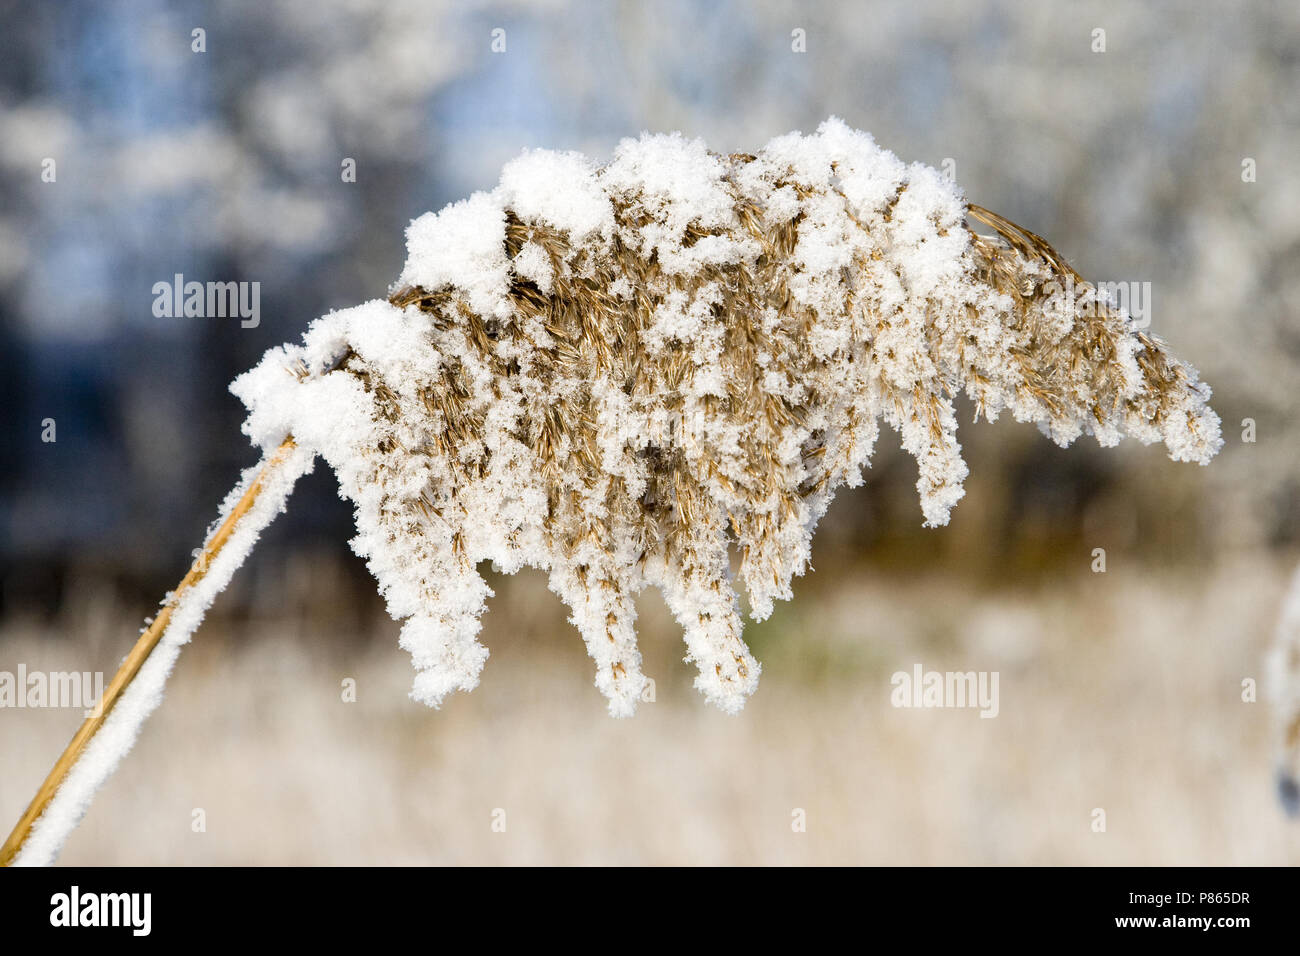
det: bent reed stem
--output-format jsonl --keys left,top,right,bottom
{"left": 0, "top": 436, "right": 299, "bottom": 866}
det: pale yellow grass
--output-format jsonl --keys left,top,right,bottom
{"left": 1, "top": 554, "right": 1296, "bottom": 865}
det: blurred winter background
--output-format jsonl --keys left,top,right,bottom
{"left": 2, "top": 0, "right": 1299, "bottom": 863}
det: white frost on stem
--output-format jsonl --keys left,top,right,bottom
{"left": 13, "top": 444, "right": 315, "bottom": 867}
{"left": 231, "top": 118, "right": 1221, "bottom": 719}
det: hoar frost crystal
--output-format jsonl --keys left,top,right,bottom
{"left": 233, "top": 118, "right": 1222, "bottom": 718}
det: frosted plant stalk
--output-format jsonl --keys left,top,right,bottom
{"left": 4, "top": 442, "right": 314, "bottom": 866}
{"left": 3, "top": 118, "right": 1222, "bottom": 864}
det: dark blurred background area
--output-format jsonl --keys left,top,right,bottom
{"left": 1, "top": 0, "right": 1297, "bottom": 622}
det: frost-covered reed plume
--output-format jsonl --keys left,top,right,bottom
{"left": 4, "top": 118, "right": 1221, "bottom": 865}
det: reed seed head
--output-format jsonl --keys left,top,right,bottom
{"left": 233, "top": 118, "right": 1221, "bottom": 716}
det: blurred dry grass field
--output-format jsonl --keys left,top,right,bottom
{"left": 3, "top": 550, "right": 1298, "bottom": 865}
